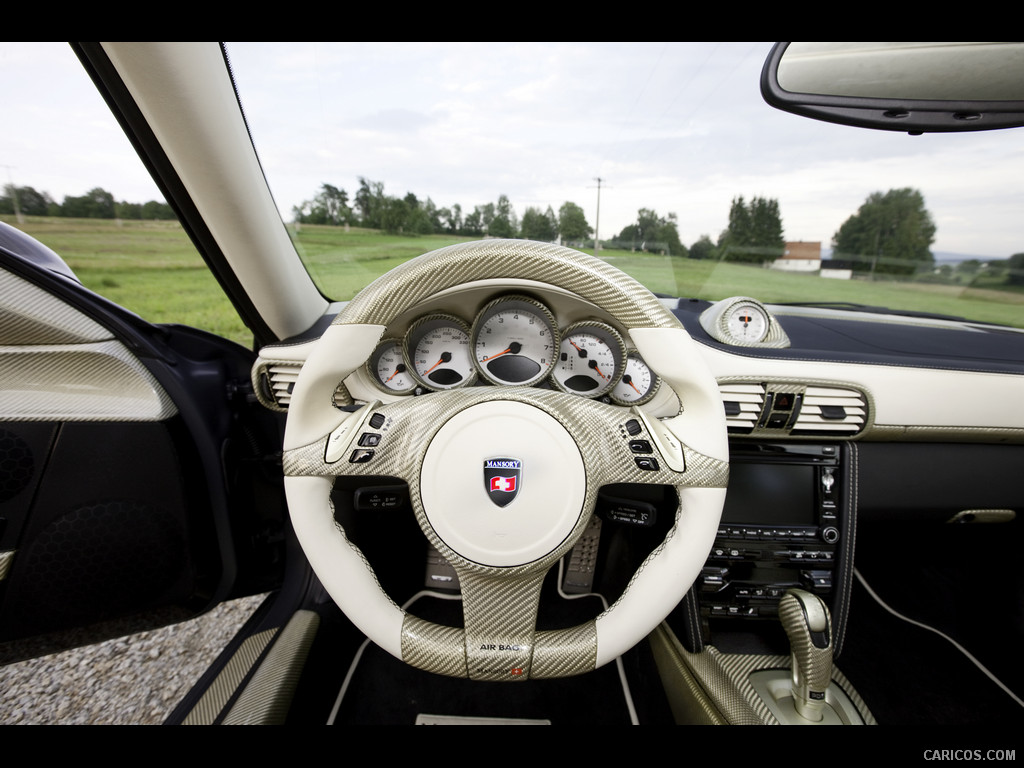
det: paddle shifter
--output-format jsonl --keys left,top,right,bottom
{"left": 778, "top": 588, "right": 833, "bottom": 722}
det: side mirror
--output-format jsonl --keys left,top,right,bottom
{"left": 761, "top": 42, "right": 1024, "bottom": 134}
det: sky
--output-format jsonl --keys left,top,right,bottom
{"left": 2, "top": 42, "right": 1022, "bottom": 259}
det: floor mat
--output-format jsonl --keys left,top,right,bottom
{"left": 329, "top": 593, "right": 673, "bottom": 725}
{"left": 838, "top": 575, "right": 1023, "bottom": 725}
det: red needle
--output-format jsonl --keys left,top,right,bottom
{"left": 483, "top": 347, "right": 512, "bottom": 361}
{"left": 424, "top": 358, "right": 444, "bottom": 374}
{"left": 622, "top": 374, "right": 642, "bottom": 394}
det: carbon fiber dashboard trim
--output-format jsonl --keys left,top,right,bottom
{"left": 652, "top": 629, "right": 876, "bottom": 725}
{"left": 0, "top": 270, "right": 112, "bottom": 345}
{"left": 0, "top": 342, "right": 177, "bottom": 421}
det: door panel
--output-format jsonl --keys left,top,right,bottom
{"left": 0, "top": 238, "right": 286, "bottom": 663}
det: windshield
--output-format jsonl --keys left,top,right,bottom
{"left": 222, "top": 41, "right": 1024, "bottom": 329}
{"left": 3, "top": 42, "right": 1022, "bottom": 336}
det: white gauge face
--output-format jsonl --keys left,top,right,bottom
{"left": 406, "top": 316, "right": 475, "bottom": 390}
{"left": 551, "top": 323, "right": 624, "bottom": 397}
{"left": 473, "top": 297, "right": 558, "bottom": 386}
{"left": 725, "top": 302, "right": 769, "bottom": 343}
{"left": 611, "top": 353, "right": 659, "bottom": 405}
{"left": 369, "top": 340, "right": 416, "bottom": 394}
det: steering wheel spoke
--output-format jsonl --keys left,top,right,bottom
{"left": 282, "top": 397, "right": 426, "bottom": 482}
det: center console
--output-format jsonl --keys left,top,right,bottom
{"left": 695, "top": 442, "right": 852, "bottom": 641}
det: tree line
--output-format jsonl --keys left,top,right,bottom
{"left": 295, "top": 179, "right": 939, "bottom": 272}
{"left": 293, "top": 178, "right": 601, "bottom": 244}
{"left": 701, "top": 189, "right": 940, "bottom": 279}
{"left": 294, "top": 178, "right": 699, "bottom": 256}
{"left": 0, "top": 184, "right": 174, "bottom": 220}
{"left": 15, "top": 176, "right": 1013, "bottom": 284}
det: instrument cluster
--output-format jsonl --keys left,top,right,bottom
{"left": 366, "top": 294, "right": 659, "bottom": 405}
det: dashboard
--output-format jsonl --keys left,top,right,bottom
{"left": 253, "top": 274, "right": 1024, "bottom": 658}
{"left": 254, "top": 279, "right": 1024, "bottom": 445}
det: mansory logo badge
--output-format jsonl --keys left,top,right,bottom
{"left": 483, "top": 458, "right": 522, "bottom": 507}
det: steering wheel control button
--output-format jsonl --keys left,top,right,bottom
{"left": 628, "top": 440, "right": 653, "bottom": 454}
{"left": 634, "top": 456, "right": 660, "bottom": 472}
{"left": 420, "top": 400, "right": 585, "bottom": 568}
{"left": 597, "top": 492, "right": 657, "bottom": 527}
{"left": 369, "top": 412, "right": 385, "bottom": 429}
{"left": 324, "top": 400, "right": 382, "bottom": 464}
{"left": 625, "top": 418, "right": 642, "bottom": 436}
{"left": 631, "top": 407, "right": 685, "bottom": 472}
{"left": 349, "top": 449, "right": 374, "bottom": 463}
{"left": 358, "top": 432, "right": 381, "bottom": 447}
{"left": 354, "top": 486, "right": 407, "bottom": 510}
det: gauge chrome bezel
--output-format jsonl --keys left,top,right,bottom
{"left": 471, "top": 295, "right": 560, "bottom": 387}
{"left": 550, "top": 320, "right": 626, "bottom": 399}
{"left": 367, "top": 338, "right": 418, "bottom": 395}
{"left": 404, "top": 313, "right": 476, "bottom": 391}
{"left": 610, "top": 352, "right": 661, "bottom": 406}
{"left": 724, "top": 300, "right": 770, "bottom": 344}
{"left": 698, "top": 296, "right": 791, "bottom": 348}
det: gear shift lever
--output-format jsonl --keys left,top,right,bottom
{"left": 778, "top": 589, "right": 833, "bottom": 722}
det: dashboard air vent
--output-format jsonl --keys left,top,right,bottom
{"left": 254, "top": 361, "right": 349, "bottom": 412}
{"left": 719, "top": 383, "right": 766, "bottom": 433}
{"left": 792, "top": 386, "right": 867, "bottom": 435}
{"left": 263, "top": 363, "right": 302, "bottom": 410}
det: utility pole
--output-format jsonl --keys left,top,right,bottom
{"left": 2, "top": 165, "right": 23, "bottom": 225}
{"left": 592, "top": 177, "right": 604, "bottom": 258}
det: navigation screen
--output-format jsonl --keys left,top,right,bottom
{"left": 722, "top": 463, "right": 815, "bottom": 525}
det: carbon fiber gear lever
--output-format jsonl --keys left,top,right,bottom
{"left": 778, "top": 588, "right": 833, "bottom": 722}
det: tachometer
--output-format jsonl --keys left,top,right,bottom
{"left": 551, "top": 322, "right": 625, "bottom": 398}
{"left": 610, "top": 353, "right": 660, "bottom": 405}
{"left": 472, "top": 296, "right": 559, "bottom": 386}
{"left": 406, "top": 314, "right": 475, "bottom": 390}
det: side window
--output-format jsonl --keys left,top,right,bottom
{"left": 0, "top": 43, "right": 248, "bottom": 347}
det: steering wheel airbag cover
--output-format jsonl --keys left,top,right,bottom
{"left": 420, "top": 400, "right": 585, "bottom": 567}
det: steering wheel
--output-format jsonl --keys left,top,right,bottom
{"left": 282, "top": 240, "right": 728, "bottom": 681}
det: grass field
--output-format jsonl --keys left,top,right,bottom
{"left": 4, "top": 216, "right": 1023, "bottom": 349}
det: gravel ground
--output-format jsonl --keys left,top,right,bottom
{"left": 0, "top": 594, "right": 265, "bottom": 725}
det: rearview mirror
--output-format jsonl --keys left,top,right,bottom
{"left": 761, "top": 42, "right": 1024, "bottom": 133}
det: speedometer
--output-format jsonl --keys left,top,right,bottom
{"left": 472, "top": 296, "right": 559, "bottom": 386}
{"left": 405, "top": 314, "right": 475, "bottom": 390}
